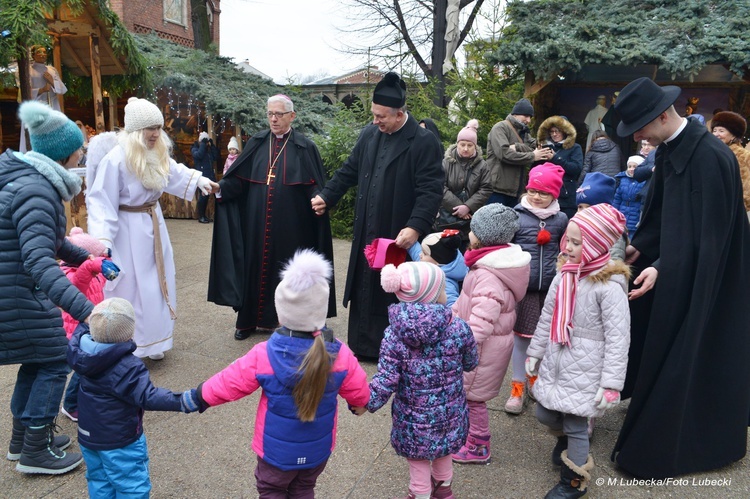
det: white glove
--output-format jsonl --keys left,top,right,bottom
{"left": 525, "top": 357, "right": 540, "bottom": 377}
{"left": 197, "top": 176, "right": 213, "bottom": 196}
{"left": 594, "top": 387, "right": 621, "bottom": 410}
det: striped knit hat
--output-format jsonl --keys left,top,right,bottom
{"left": 380, "top": 262, "right": 446, "bottom": 304}
{"left": 570, "top": 203, "right": 626, "bottom": 262}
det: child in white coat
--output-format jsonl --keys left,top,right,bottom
{"left": 526, "top": 203, "right": 630, "bottom": 498}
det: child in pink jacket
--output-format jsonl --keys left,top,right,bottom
{"left": 60, "top": 227, "right": 119, "bottom": 422}
{"left": 451, "top": 203, "right": 530, "bottom": 464}
{"left": 181, "top": 250, "right": 369, "bottom": 497}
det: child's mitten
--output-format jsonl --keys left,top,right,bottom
{"left": 181, "top": 389, "right": 202, "bottom": 413}
{"left": 594, "top": 387, "right": 620, "bottom": 410}
{"left": 525, "top": 357, "right": 540, "bottom": 377}
{"left": 101, "top": 260, "right": 120, "bottom": 281}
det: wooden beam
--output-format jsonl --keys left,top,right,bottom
{"left": 99, "top": 37, "right": 125, "bottom": 74}
{"left": 60, "top": 37, "right": 91, "bottom": 77}
{"left": 524, "top": 70, "right": 551, "bottom": 97}
{"left": 89, "top": 33, "right": 105, "bottom": 133}
{"left": 52, "top": 36, "right": 64, "bottom": 112}
{"left": 47, "top": 20, "right": 96, "bottom": 37}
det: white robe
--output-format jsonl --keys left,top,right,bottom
{"left": 19, "top": 63, "right": 68, "bottom": 152}
{"left": 584, "top": 104, "right": 608, "bottom": 152}
{"left": 85, "top": 145, "right": 201, "bottom": 357}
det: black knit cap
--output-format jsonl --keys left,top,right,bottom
{"left": 373, "top": 72, "right": 406, "bottom": 108}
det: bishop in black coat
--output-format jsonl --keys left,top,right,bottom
{"left": 207, "top": 128, "right": 335, "bottom": 335}
{"left": 612, "top": 91, "right": 750, "bottom": 478}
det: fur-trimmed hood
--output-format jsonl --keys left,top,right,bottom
{"left": 537, "top": 116, "right": 577, "bottom": 150}
{"left": 557, "top": 257, "right": 631, "bottom": 290}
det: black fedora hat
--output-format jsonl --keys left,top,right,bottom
{"left": 615, "top": 77, "right": 681, "bottom": 137}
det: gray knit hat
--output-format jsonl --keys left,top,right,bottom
{"left": 511, "top": 98, "right": 534, "bottom": 117}
{"left": 470, "top": 204, "right": 520, "bottom": 246}
{"left": 89, "top": 298, "right": 136, "bottom": 343}
{"left": 124, "top": 97, "right": 164, "bottom": 132}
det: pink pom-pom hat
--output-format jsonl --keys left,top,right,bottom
{"left": 380, "top": 262, "right": 446, "bottom": 304}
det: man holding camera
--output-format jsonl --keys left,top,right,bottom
{"left": 485, "top": 98, "right": 553, "bottom": 206}
{"left": 191, "top": 131, "right": 219, "bottom": 223}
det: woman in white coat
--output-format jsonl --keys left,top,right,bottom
{"left": 86, "top": 98, "right": 217, "bottom": 359}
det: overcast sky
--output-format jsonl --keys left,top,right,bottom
{"left": 220, "top": 0, "right": 363, "bottom": 83}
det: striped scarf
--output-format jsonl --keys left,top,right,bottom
{"left": 550, "top": 204, "right": 626, "bottom": 346}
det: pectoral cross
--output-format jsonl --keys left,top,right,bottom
{"left": 266, "top": 169, "right": 275, "bottom": 185}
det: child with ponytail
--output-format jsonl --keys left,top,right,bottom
{"left": 181, "top": 250, "right": 369, "bottom": 497}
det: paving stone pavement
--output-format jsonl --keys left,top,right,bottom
{"left": 1, "top": 219, "right": 748, "bottom": 498}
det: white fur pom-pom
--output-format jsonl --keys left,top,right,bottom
{"left": 380, "top": 264, "right": 402, "bottom": 293}
{"left": 466, "top": 119, "right": 479, "bottom": 131}
{"left": 18, "top": 101, "right": 51, "bottom": 130}
{"left": 279, "top": 249, "right": 332, "bottom": 293}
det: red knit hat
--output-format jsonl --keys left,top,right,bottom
{"left": 364, "top": 238, "right": 407, "bottom": 270}
{"left": 526, "top": 162, "right": 565, "bottom": 198}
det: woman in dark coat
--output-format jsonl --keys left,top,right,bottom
{"left": 536, "top": 116, "right": 583, "bottom": 219}
{"left": 579, "top": 130, "right": 622, "bottom": 184}
{"left": 0, "top": 102, "right": 94, "bottom": 474}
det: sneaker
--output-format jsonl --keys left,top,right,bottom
{"left": 504, "top": 380, "right": 525, "bottom": 414}
{"left": 526, "top": 374, "right": 538, "bottom": 401}
{"left": 60, "top": 407, "right": 78, "bottom": 422}
{"left": 451, "top": 434, "right": 491, "bottom": 464}
{"left": 431, "top": 478, "right": 455, "bottom": 499}
{"left": 148, "top": 352, "right": 165, "bottom": 361}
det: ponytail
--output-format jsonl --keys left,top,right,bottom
{"left": 293, "top": 333, "right": 333, "bottom": 422}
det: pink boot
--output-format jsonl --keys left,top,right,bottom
{"left": 431, "top": 477, "right": 456, "bottom": 499}
{"left": 451, "top": 434, "right": 491, "bottom": 464}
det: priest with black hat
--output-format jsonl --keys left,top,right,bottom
{"left": 611, "top": 77, "right": 750, "bottom": 480}
{"left": 311, "top": 71, "right": 444, "bottom": 360}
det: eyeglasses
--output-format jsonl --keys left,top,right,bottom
{"left": 527, "top": 189, "right": 552, "bottom": 199}
{"left": 266, "top": 111, "right": 292, "bottom": 119}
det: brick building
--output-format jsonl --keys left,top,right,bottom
{"left": 109, "top": 0, "right": 221, "bottom": 49}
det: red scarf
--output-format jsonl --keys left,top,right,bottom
{"left": 464, "top": 245, "right": 509, "bottom": 268}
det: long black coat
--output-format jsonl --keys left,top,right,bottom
{"left": 613, "top": 120, "right": 750, "bottom": 478}
{"left": 207, "top": 129, "right": 335, "bottom": 328}
{"left": 0, "top": 150, "right": 93, "bottom": 365}
{"left": 320, "top": 115, "right": 444, "bottom": 358}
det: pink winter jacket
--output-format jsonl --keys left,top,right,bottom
{"left": 61, "top": 257, "right": 107, "bottom": 339}
{"left": 452, "top": 244, "right": 530, "bottom": 402}
{"left": 200, "top": 333, "right": 370, "bottom": 470}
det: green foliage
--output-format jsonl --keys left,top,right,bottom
{"left": 134, "top": 34, "right": 333, "bottom": 136}
{"left": 447, "top": 39, "right": 525, "bottom": 150}
{"left": 492, "top": 0, "right": 750, "bottom": 80}
{"left": 313, "top": 105, "right": 370, "bottom": 239}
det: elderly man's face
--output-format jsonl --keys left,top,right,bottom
{"left": 267, "top": 101, "right": 295, "bottom": 136}
{"left": 371, "top": 103, "right": 403, "bottom": 134}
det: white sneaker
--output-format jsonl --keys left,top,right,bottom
{"left": 148, "top": 352, "right": 165, "bottom": 360}
{"left": 60, "top": 407, "right": 78, "bottom": 422}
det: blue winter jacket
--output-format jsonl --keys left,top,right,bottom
{"left": 191, "top": 140, "right": 219, "bottom": 181}
{"left": 408, "top": 244, "right": 468, "bottom": 306}
{"left": 67, "top": 324, "right": 183, "bottom": 451}
{"left": 614, "top": 173, "right": 646, "bottom": 234}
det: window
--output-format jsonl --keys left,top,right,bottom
{"left": 164, "top": 0, "right": 186, "bottom": 26}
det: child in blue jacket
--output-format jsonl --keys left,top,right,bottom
{"left": 67, "top": 298, "right": 192, "bottom": 498}
{"left": 408, "top": 230, "right": 468, "bottom": 307}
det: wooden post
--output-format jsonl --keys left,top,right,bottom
{"left": 52, "top": 36, "right": 64, "bottom": 112}
{"left": 206, "top": 113, "right": 214, "bottom": 139}
{"left": 235, "top": 121, "right": 242, "bottom": 151}
{"left": 89, "top": 31, "right": 105, "bottom": 133}
{"left": 107, "top": 93, "right": 118, "bottom": 130}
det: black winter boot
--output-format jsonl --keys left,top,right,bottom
{"left": 7, "top": 418, "right": 70, "bottom": 461}
{"left": 544, "top": 450, "right": 594, "bottom": 499}
{"left": 15, "top": 424, "right": 83, "bottom": 474}
{"left": 551, "top": 436, "right": 568, "bottom": 466}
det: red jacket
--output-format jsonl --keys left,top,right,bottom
{"left": 61, "top": 257, "right": 106, "bottom": 339}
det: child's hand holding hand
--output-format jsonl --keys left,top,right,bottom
{"left": 594, "top": 387, "right": 620, "bottom": 410}
{"left": 348, "top": 404, "right": 367, "bottom": 416}
{"left": 181, "top": 388, "right": 207, "bottom": 413}
{"left": 525, "top": 357, "right": 540, "bottom": 377}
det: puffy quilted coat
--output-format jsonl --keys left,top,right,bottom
{"left": 61, "top": 257, "right": 107, "bottom": 339}
{"left": 536, "top": 116, "right": 584, "bottom": 214}
{"left": 67, "top": 324, "right": 183, "bottom": 450}
{"left": 441, "top": 144, "right": 492, "bottom": 214}
{"left": 513, "top": 204, "right": 568, "bottom": 292}
{"left": 614, "top": 173, "right": 646, "bottom": 234}
{"left": 0, "top": 150, "right": 93, "bottom": 365}
{"left": 200, "top": 329, "right": 370, "bottom": 471}
{"left": 580, "top": 138, "right": 622, "bottom": 183}
{"left": 366, "top": 302, "right": 478, "bottom": 460}
{"left": 527, "top": 260, "right": 630, "bottom": 418}
{"left": 452, "top": 244, "right": 530, "bottom": 402}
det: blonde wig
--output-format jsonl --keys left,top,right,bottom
{"left": 118, "top": 128, "right": 172, "bottom": 191}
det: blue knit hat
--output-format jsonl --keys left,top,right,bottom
{"left": 18, "top": 101, "right": 83, "bottom": 161}
{"left": 576, "top": 172, "right": 615, "bottom": 206}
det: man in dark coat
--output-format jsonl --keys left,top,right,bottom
{"left": 611, "top": 77, "right": 750, "bottom": 479}
{"left": 311, "top": 72, "right": 444, "bottom": 359}
{"left": 207, "top": 94, "right": 335, "bottom": 340}
{"left": 191, "top": 131, "right": 219, "bottom": 223}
